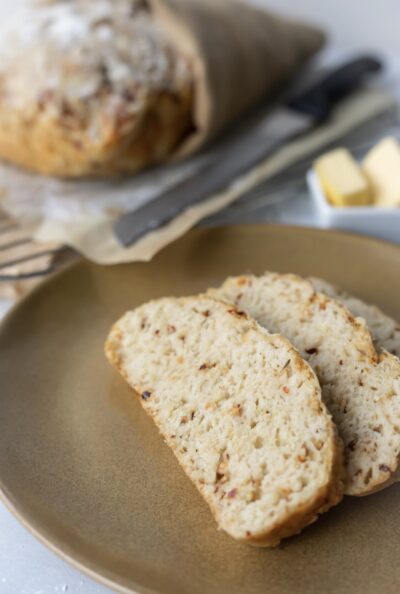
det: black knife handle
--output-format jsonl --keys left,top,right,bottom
{"left": 287, "top": 55, "right": 383, "bottom": 122}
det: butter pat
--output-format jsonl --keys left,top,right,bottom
{"left": 314, "top": 148, "right": 372, "bottom": 207}
{"left": 363, "top": 137, "right": 400, "bottom": 207}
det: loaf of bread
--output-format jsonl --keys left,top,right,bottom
{"left": 309, "top": 277, "right": 400, "bottom": 358}
{"left": 0, "top": 0, "right": 325, "bottom": 178}
{"left": 105, "top": 296, "right": 343, "bottom": 545}
{"left": 210, "top": 273, "right": 400, "bottom": 496}
{"left": 0, "top": 0, "right": 193, "bottom": 177}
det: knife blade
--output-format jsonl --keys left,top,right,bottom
{"left": 114, "top": 56, "right": 382, "bottom": 247}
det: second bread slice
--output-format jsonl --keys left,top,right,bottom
{"left": 210, "top": 273, "right": 400, "bottom": 496}
{"left": 105, "top": 296, "right": 343, "bottom": 546}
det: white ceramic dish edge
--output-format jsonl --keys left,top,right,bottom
{"left": 306, "top": 169, "right": 400, "bottom": 243}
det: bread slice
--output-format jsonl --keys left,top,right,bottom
{"left": 309, "top": 277, "right": 400, "bottom": 358}
{"left": 105, "top": 296, "right": 343, "bottom": 546}
{"left": 209, "top": 273, "right": 400, "bottom": 496}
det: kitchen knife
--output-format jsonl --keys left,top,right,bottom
{"left": 114, "top": 56, "right": 382, "bottom": 247}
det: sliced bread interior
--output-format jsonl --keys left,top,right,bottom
{"left": 309, "top": 277, "right": 400, "bottom": 358}
{"left": 209, "top": 273, "right": 400, "bottom": 496}
{"left": 105, "top": 296, "right": 343, "bottom": 546}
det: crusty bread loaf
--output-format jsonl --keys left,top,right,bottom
{"left": 105, "top": 296, "right": 343, "bottom": 545}
{"left": 309, "top": 277, "right": 400, "bottom": 358}
{"left": 210, "top": 273, "right": 400, "bottom": 496}
{"left": 0, "top": 0, "right": 193, "bottom": 177}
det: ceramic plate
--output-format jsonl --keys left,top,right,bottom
{"left": 1, "top": 225, "right": 400, "bottom": 594}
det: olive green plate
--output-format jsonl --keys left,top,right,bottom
{"left": 1, "top": 225, "right": 400, "bottom": 594}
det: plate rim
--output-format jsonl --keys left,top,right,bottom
{"left": 1, "top": 222, "right": 400, "bottom": 594}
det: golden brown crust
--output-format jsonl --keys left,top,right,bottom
{"left": 0, "top": 88, "right": 193, "bottom": 177}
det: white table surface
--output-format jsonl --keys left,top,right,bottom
{"left": 0, "top": 1, "right": 399, "bottom": 593}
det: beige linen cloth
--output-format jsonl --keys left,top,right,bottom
{"left": 0, "top": 0, "right": 395, "bottom": 276}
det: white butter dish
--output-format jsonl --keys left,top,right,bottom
{"left": 307, "top": 169, "right": 400, "bottom": 243}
